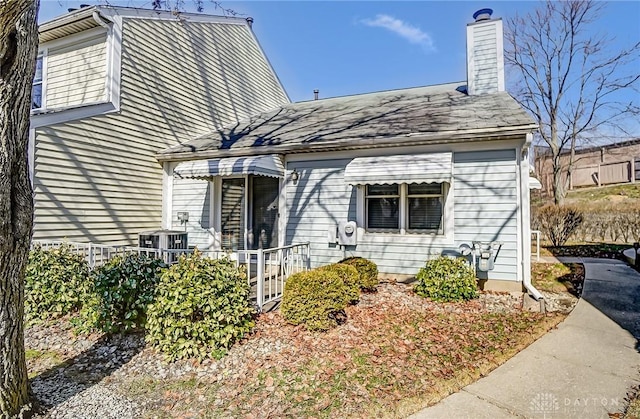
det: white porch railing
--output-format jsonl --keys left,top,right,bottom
{"left": 30, "top": 240, "right": 310, "bottom": 311}
{"left": 31, "top": 240, "right": 165, "bottom": 267}
{"left": 195, "top": 243, "right": 311, "bottom": 309}
{"left": 531, "top": 230, "right": 541, "bottom": 261}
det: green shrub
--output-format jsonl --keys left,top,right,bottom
{"left": 281, "top": 268, "right": 352, "bottom": 331}
{"left": 339, "top": 257, "right": 379, "bottom": 291}
{"left": 532, "top": 204, "right": 583, "bottom": 246}
{"left": 145, "top": 251, "right": 255, "bottom": 361}
{"left": 318, "top": 263, "right": 360, "bottom": 304}
{"left": 414, "top": 256, "right": 478, "bottom": 302}
{"left": 82, "top": 254, "right": 166, "bottom": 333}
{"left": 25, "top": 244, "right": 90, "bottom": 323}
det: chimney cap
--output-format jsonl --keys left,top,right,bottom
{"left": 473, "top": 8, "right": 493, "bottom": 22}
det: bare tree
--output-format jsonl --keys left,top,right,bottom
{"left": 151, "top": 0, "right": 240, "bottom": 15}
{"left": 0, "top": 0, "right": 38, "bottom": 416}
{"left": 505, "top": 0, "right": 640, "bottom": 204}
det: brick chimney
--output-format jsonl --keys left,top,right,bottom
{"left": 466, "top": 8, "right": 505, "bottom": 95}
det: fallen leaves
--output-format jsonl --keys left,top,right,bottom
{"left": 120, "top": 282, "right": 564, "bottom": 418}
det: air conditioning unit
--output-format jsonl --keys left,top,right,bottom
{"left": 139, "top": 230, "right": 188, "bottom": 263}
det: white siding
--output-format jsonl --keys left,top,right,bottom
{"left": 466, "top": 19, "right": 505, "bottom": 95}
{"left": 286, "top": 159, "right": 355, "bottom": 268}
{"left": 171, "top": 177, "right": 211, "bottom": 249}
{"left": 286, "top": 149, "right": 520, "bottom": 281}
{"left": 453, "top": 149, "right": 518, "bottom": 281}
{"left": 33, "top": 18, "right": 289, "bottom": 245}
{"left": 46, "top": 34, "right": 108, "bottom": 108}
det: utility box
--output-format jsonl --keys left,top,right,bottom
{"left": 139, "top": 230, "right": 188, "bottom": 263}
{"left": 337, "top": 221, "right": 357, "bottom": 246}
{"left": 473, "top": 241, "right": 502, "bottom": 272}
{"left": 139, "top": 230, "right": 188, "bottom": 249}
{"left": 328, "top": 225, "right": 338, "bottom": 244}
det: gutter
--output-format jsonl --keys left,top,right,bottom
{"left": 39, "top": 6, "right": 97, "bottom": 34}
{"left": 524, "top": 273, "right": 544, "bottom": 301}
{"left": 524, "top": 270, "right": 545, "bottom": 313}
{"left": 156, "top": 124, "right": 539, "bottom": 162}
{"left": 93, "top": 10, "right": 111, "bottom": 29}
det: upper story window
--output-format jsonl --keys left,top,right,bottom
{"left": 365, "top": 183, "right": 445, "bottom": 234}
{"left": 31, "top": 30, "right": 110, "bottom": 115}
{"left": 31, "top": 55, "right": 44, "bottom": 110}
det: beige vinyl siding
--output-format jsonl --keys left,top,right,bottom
{"left": 46, "top": 34, "right": 108, "bottom": 108}
{"left": 119, "top": 19, "right": 288, "bottom": 130}
{"left": 33, "top": 18, "right": 289, "bottom": 245}
{"left": 285, "top": 149, "right": 519, "bottom": 280}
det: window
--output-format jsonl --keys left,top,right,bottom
{"left": 365, "top": 183, "right": 445, "bottom": 234}
{"left": 31, "top": 55, "right": 43, "bottom": 109}
{"left": 365, "top": 184, "right": 399, "bottom": 230}
{"left": 407, "top": 183, "right": 443, "bottom": 232}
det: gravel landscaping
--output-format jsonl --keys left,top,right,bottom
{"left": 27, "top": 281, "right": 563, "bottom": 418}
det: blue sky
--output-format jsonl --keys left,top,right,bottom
{"left": 39, "top": 1, "right": 639, "bottom": 108}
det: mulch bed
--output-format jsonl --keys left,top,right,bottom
{"left": 27, "top": 281, "right": 564, "bottom": 418}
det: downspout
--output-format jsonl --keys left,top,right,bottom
{"left": 524, "top": 271, "right": 544, "bottom": 300}
{"left": 93, "top": 10, "right": 111, "bottom": 28}
{"left": 520, "top": 135, "right": 545, "bottom": 309}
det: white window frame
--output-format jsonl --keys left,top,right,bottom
{"left": 405, "top": 183, "right": 445, "bottom": 235}
{"left": 356, "top": 182, "right": 454, "bottom": 245}
{"left": 31, "top": 53, "right": 46, "bottom": 110}
{"left": 30, "top": 25, "right": 121, "bottom": 127}
{"left": 364, "top": 184, "right": 401, "bottom": 232}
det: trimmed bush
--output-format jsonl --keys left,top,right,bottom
{"left": 25, "top": 244, "right": 91, "bottom": 323}
{"left": 82, "top": 254, "right": 166, "bottom": 333}
{"left": 281, "top": 268, "right": 352, "bottom": 331}
{"left": 532, "top": 204, "right": 583, "bottom": 246}
{"left": 571, "top": 202, "right": 640, "bottom": 244}
{"left": 414, "top": 256, "right": 478, "bottom": 302}
{"left": 318, "top": 263, "right": 360, "bottom": 304}
{"left": 145, "top": 251, "right": 255, "bottom": 360}
{"left": 339, "top": 257, "right": 379, "bottom": 291}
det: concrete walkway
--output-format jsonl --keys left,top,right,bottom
{"left": 411, "top": 259, "right": 640, "bottom": 418}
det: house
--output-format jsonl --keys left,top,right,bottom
{"left": 158, "top": 9, "right": 541, "bottom": 294}
{"left": 534, "top": 139, "right": 640, "bottom": 195}
{"left": 30, "top": 5, "right": 289, "bottom": 244}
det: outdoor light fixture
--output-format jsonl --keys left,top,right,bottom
{"left": 291, "top": 168, "right": 300, "bottom": 184}
{"left": 177, "top": 211, "right": 189, "bottom": 224}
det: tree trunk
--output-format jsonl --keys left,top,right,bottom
{"left": 552, "top": 161, "right": 565, "bottom": 205}
{"left": 0, "top": 0, "right": 39, "bottom": 417}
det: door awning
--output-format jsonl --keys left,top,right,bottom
{"left": 174, "top": 155, "right": 284, "bottom": 179}
{"left": 344, "top": 152, "right": 452, "bottom": 185}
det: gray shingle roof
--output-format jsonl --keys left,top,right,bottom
{"left": 158, "top": 82, "right": 537, "bottom": 160}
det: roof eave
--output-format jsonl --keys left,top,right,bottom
{"left": 156, "top": 124, "right": 539, "bottom": 162}
{"left": 39, "top": 7, "right": 101, "bottom": 42}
